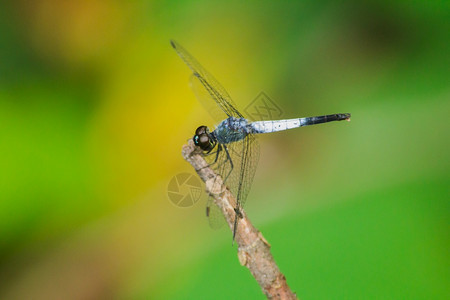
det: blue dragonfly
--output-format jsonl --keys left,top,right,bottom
{"left": 171, "top": 40, "right": 350, "bottom": 242}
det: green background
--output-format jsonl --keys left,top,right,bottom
{"left": 0, "top": 1, "right": 448, "bottom": 299}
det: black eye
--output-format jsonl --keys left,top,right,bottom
{"left": 193, "top": 126, "right": 214, "bottom": 151}
{"left": 193, "top": 133, "right": 211, "bottom": 151}
{"left": 195, "top": 125, "right": 208, "bottom": 136}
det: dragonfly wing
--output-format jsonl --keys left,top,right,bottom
{"left": 206, "top": 196, "right": 226, "bottom": 229}
{"left": 221, "top": 134, "right": 260, "bottom": 210}
{"left": 171, "top": 40, "right": 244, "bottom": 120}
{"left": 190, "top": 74, "right": 228, "bottom": 122}
{"left": 203, "top": 145, "right": 231, "bottom": 229}
{"left": 202, "top": 135, "right": 260, "bottom": 228}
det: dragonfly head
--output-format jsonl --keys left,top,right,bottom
{"left": 193, "top": 126, "right": 215, "bottom": 151}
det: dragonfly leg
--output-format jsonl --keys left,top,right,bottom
{"left": 198, "top": 144, "right": 222, "bottom": 172}
{"left": 207, "top": 143, "right": 222, "bottom": 165}
{"left": 204, "top": 144, "right": 228, "bottom": 216}
{"left": 222, "top": 145, "right": 234, "bottom": 184}
{"left": 204, "top": 144, "right": 234, "bottom": 217}
{"left": 207, "top": 144, "right": 231, "bottom": 173}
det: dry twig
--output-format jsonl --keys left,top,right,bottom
{"left": 182, "top": 140, "right": 297, "bottom": 300}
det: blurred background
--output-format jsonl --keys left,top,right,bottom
{"left": 0, "top": 0, "right": 448, "bottom": 299}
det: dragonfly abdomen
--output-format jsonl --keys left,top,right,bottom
{"left": 250, "top": 118, "right": 304, "bottom": 133}
{"left": 250, "top": 113, "right": 351, "bottom": 134}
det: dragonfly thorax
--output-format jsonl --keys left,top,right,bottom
{"left": 213, "top": 117, "right": 250, "bottom": 144}
{"left": 193, "top": 125, "right": 216, "bottom": 151}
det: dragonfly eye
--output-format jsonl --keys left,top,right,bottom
{"left": 195, "top": 125, "right": 209, "bottom": 136}
{"left": 193, "top": 133, "right": 213, "bottom": 151}
{"left": 193, "top": 126, "right": 214, "bottom": 151}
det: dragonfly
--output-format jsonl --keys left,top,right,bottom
{"left": 171, "top": 40, "right": 351, "bottom": 242}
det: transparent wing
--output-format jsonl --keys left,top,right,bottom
{"left": 202, "top": 135, "right": 259, "bottom": 229}
{"left": 190, "top": 74, "right": 228, "bottom": 122}
{"left": 171, "top": 40, "right": 244, "bottom": 120}
{"left": 225, "top": 134, "right": 260, "bottom": 209}
{"left": 204, "top": 134, "right": 260, "bottom": 214}
{"left": 203, "top": 145, "right": 229, "bottom": 229}
{"left": 206, "top": 196, "right": 226, "bottom": 229}
{"left": 202, "top": 147, "right": 228, "bottom": 229}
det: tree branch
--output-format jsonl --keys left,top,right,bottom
{"left": 182, "top": 140, "right": 297, "bottom": 300}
